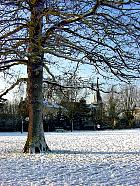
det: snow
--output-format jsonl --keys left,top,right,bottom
{"left": 0, "top": 129, "right": 140, "bottom": 186}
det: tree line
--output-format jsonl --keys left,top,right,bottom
{"left": 1, "top": 82, "right": 140, "bottom": 132}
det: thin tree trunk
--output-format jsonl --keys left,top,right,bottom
{"left": 23, "top": 0, "right": 50, "bottom": 153}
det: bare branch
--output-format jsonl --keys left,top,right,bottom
{"left": 43, "top": 1, "right": 101, "bottom": 40}
{"left": 43, "top": 63, "right": 56, "bottom": 81}
{"left": 0, "top": 78, "right": 27, "bottom": 99}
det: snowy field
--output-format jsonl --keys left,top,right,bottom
{"left": 0, "top": 129, "right": 140, "bottom": 186}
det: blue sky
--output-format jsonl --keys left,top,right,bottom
{"left": 1, "top": 1, "right": 140, "bottom": 102}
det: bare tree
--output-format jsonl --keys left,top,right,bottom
{"left": 104, "top": 85, "right": 120, "bottom": 128}
{"left": 104, "top": 82, "right": 140, "bottom": 128}
{"left": 0, "top": 0, "right": 140, "bottom": 153}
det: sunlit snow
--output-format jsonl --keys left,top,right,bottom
{"left": 0, "top": 129, "right": 140, "bottom": 185}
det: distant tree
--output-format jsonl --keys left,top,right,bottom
{"left": 105, "top": 83, "right": 139, "bottom": 128}
{"left": 0, "top": 98, "right": 7, "bottom": 115}
{"left": 0, "top": 0, "right": 140, "bottom": 153}
{"left": 105, "top": 85, "right": 119, "bottom": 128}
{"left": 117, "top": 84, "right": 137, "bottom": 128}
{"left": 61, "top": 98, "right": 90, "bottom": 130}
{"left": 43, "top": 72, "right": 83, "bottom": 103}
{"left": 18, "top": 98, "right": 28, "bottom": 119}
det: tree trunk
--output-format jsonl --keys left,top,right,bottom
{"left": 23, "top": 0, "right": 50, "bottom": 153}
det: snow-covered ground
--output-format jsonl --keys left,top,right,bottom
{"left": 0, "top": 129, "right": 140, "bottom": 186}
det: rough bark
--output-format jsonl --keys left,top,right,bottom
{"left": 23, "top": 0, "right": 50, "bottom": 153}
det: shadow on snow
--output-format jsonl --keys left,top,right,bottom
{"left": 50, "top": 149, "right": 140, "bottom": 155}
